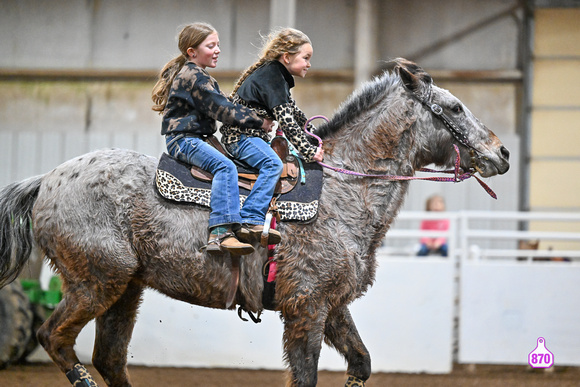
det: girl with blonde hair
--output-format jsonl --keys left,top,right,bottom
{"left": 152, "top": 22, "right": 274, "bottom": 255}
{"left": 220, "top": 27, "right": 323, "bottom": 244}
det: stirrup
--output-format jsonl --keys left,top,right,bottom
{"left": 201, "top": 231, "right": 235, "bottom": 253}
{"left": 260, "top": 213, "right": 273, "bottom": 247}
{"left": 202, "top": 235, "right": 223, "bottom": 254}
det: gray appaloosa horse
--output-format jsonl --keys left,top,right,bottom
{"left": 0, "top": 59, "right": 509, "bottom": 387}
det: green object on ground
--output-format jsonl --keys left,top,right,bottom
{"left": 20, "top": 275, "right": 62, "bottom": 312}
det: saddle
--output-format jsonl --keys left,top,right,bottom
{"left": 155, "top": 136, "right": 324, "bottom": 223}
{"left": 190, "top": 136, "right": 300, "bottom": 195}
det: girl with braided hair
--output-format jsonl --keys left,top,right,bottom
{"left": 152, "top": 22, "right": 274, "bottom": 255}
{"left": 221, "top": 27, "right": 324, "bottom": 245}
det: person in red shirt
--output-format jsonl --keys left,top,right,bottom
{"left": 417, "top": 195, "right": 449, "bottom": 257}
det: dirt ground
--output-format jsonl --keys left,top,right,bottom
{"left": 0, "top": 362, "right": 579, "bottom": 386}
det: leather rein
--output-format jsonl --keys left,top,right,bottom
{"left": 303, "top": 89, "right": 497, "bottom": 199}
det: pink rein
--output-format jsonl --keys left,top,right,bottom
{"left": 304, "top": 115, "right": 497, "bottom": 199}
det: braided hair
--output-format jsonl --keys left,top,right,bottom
{"left": 230, "top": 28, "right": 311, "bottom": 97}
{"left": 151, "top": 22, "right": 216, "bottom": 113}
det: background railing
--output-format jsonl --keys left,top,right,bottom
{"left": 382, "top": 210, "right": 580, "bottom": 262}
{"left": 380, "top": 211, "right": 580, "bottom": 368}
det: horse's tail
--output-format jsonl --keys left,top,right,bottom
{"left": 0, "top": 176, "right": 43, "bottom": 289}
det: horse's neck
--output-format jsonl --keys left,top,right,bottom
{"left": 317, "top": 166, "right": 409, "bottom": 292}
{"left": 321, "top": 166, "right": 409, "bottom": 231}
{"left": 317, "top": 90, "right": 422, "bottom": 253}
{"left": 320, "top": 130, "right": 414, "bottom": 248}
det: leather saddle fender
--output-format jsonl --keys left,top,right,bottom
{"left": 189, "top": 136, "right": 300, "bottom": 195}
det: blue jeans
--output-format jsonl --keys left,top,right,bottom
{"left": 225, "top": 135, "right": 284, "bottom": 226}
{"left": 417, "top": 243, "right": 448, "bottom": 257}
{"left": 166, "top": 135, "right": 242, "bottom": 228}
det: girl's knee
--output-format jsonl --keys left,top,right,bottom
{"left": 263, "top": 156, "right": 283, "bottom": 179}
{"left": 216, "top": 158, "right": 237, "bottom": 173}
{"left": 225, "top": 158, "right": 238, "bottom": 172}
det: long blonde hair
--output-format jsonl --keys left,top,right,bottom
{"left": 151, "top": 22, "right": 216, "bottom": 113}
{"left": 231, "top": 27, "right": 311, "bottom": 96}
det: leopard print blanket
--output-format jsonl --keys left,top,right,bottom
{"left": 155, "top": 153, "right": 323, "bottom": 223}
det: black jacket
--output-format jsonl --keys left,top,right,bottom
{"left": 220, "top": 61, "right": 318, "bottom": 162}
{"left": 236, "top": 60, "right": 295, "bottom": 116}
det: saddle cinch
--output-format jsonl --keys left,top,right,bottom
{"left": 155, "top": 135, "right": 323, "bottom": 224}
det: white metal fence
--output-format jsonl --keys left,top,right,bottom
{"left": 0, "top": 131, "right": 166, "bottom": 188}
{"left": 382, "top": 211, "right": 580, "bottom": 262}
{"left": 382, "top": 211, "right": 580, "bottom": 368}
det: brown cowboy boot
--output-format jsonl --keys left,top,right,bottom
{"left": 236, "top": 224, "right": 281, "bottom": 245}
{"left": 206, "top": 226, "right": 255, "bottom": 256}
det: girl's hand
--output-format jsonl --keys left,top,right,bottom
{"left": 261, "top": 118, "right": 275, "bottom": 133}
{"left": 313, "top": 147, "right": 324, "bottom": 162}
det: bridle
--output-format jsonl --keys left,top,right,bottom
{"left": 416, "top": 85, "right": 488, "bottom": 175}
{"left": 303, "top": 84, "right": 497, "bottom": 198}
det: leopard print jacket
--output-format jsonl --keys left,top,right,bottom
{"left": 220, "top": 95, "right": 318, "bottom": 163}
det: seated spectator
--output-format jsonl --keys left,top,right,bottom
{"left": 417, "top": 195, "right": 449, "bottom": 257}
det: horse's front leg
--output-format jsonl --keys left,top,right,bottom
{"left": 324, "top": 306, "right": 371, "bottom": 386}
{"left": 282, "top": 301, "right": 329, "bottom": 387}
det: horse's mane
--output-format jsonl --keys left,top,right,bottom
{"left": 315, "top": 71, "right": 400, "bottom": 139}
{"left": 314, "top": 58, "right": 431, "bottom": 140}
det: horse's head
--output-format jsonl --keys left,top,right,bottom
{"left": 395, "top": 58, "right": 510, "bottom": 178}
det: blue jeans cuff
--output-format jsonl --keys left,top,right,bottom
{"left": 209, "top": 215, "right": 243, "bottom": 229}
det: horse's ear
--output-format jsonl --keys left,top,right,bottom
{"left": 395, "top": 58, "right": 432, "bottom": 96}
{"left": 398, "top": 66, "right": 421, "bottom": 94}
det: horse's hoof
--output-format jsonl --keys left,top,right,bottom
{"left": 345, "top": 375, "right": 366, "bottom": 387}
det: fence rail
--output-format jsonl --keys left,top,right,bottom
{"left": 382, "top": 210, "right": 580, "bottom": 262}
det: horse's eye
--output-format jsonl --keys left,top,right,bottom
{"left": 452, "top": 104, "right": 463, "bottom": 114}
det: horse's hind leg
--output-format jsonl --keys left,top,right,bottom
{"left": 37, "top": 286, "right": 103, "bottom": 385}
{"left": 37, "top": 272, "right": 137, "bottom": 386}
{"left": 92, "top": 280, "right": 143, "bottom": 387}
{"left": 324, "top": 306, "right": 371, "bottom": 386}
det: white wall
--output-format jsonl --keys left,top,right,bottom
{"left": 33, "top": 255, "right": 457, "bottom": 373}
{"left": 459, "top": 262, "right": 580, "bottom": 366}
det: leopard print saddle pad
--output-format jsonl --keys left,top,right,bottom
{"left": 155, "top": 153, "right": 323, "bottom": 222}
